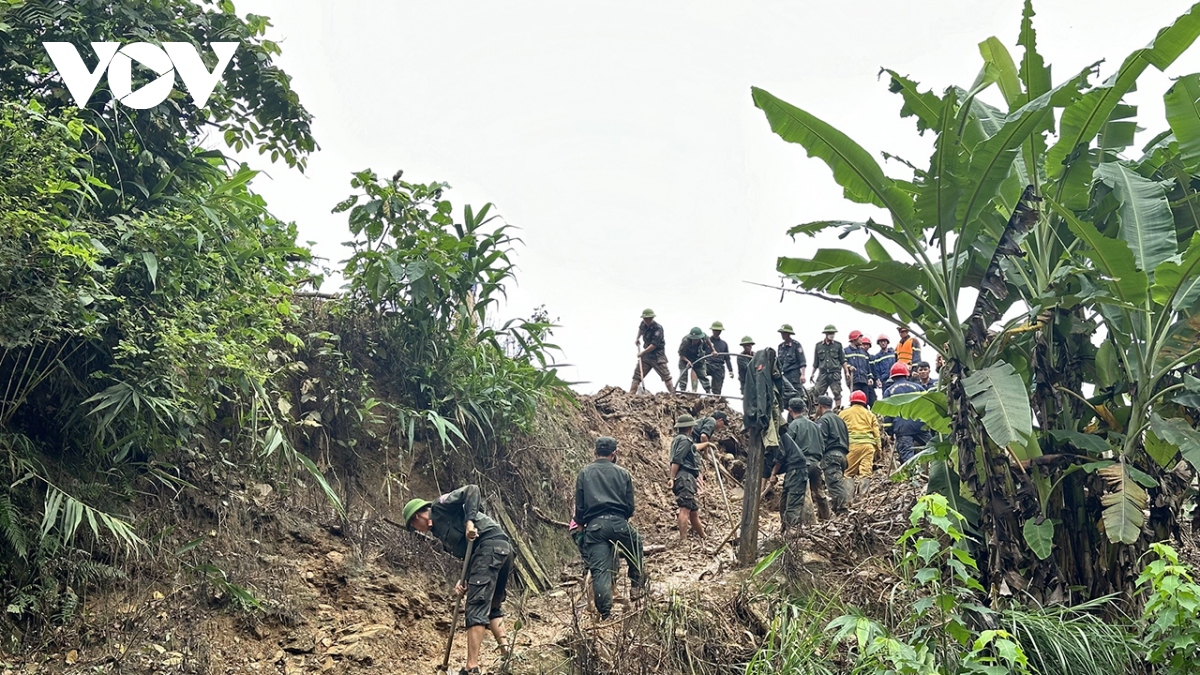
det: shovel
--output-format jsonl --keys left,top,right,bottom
{"left": 436, "top": 538, "right": 475, "bottom": 674}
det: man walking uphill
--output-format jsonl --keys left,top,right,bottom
{"left": 707, "top": 322, "right": 735, "bottom": 395}
{"left": 812, "top": 325, "right": 849, "bottom": 406}
{"left": 668, "top": 415, "right": 712, "bottom": 542}
{"left": 404, "top": 485, "right": 512, "bottom": 675}
{"left": 768, "top": 397, "right": 824, "bottom": 532}
{"left": 575, "top": 437, "right": 646, "bottom": 620}
{"left": 815, "top": 396, "right": 852, "bottom": 512}
{"left": 632, "top": 309, "right": 675, "bottom": 394}
{"left": 840, "top": 390, "right": 881, "bottom": 491}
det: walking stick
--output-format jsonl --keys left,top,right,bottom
{"left": 707, "top": 445, "right": 735, "bottom": 532}
{"left": 436, "top": 538, "right": 475, "bottom": 674}
{"left": 636, "top": 349, "right": 648, "bottom": 395}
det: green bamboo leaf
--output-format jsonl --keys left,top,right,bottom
{"left": 962, "top": 361, "right": 1033, "bottom": 456}
{"left": 1098, "top": 463, "right": 1147, "bottom": 545}
{"left": 1094, "top": 162, "right": 1176, "bottom": 275}
{"left": 752, "top": 86, "right": 915, "bottom": 228}
{"left": 1164, "top": 73, "right": 1200, "bottom": 171}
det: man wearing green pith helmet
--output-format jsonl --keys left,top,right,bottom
{"left": 676, "top": 327, "right": 714, "bottom": 393}
{"left": 404, "top": 486, "right": 512, "bottom": 675}
{"left": 812, "top": 325, "right": 849, "bottom": 407}
{"left": 631, "top": 308, "right": 675, "bottom": 394}
{"left": 706, "top": 322, "right": 734, "bottom": 395}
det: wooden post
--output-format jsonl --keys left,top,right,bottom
{"left": 738, "top": 428, "right": 764, "bottom": 567}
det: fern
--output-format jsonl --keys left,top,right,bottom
{"left": 0, "top": 492, "right": 28, "bottom": 559}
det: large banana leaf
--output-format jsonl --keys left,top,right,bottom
{"left": 1094, "top": 162, "right": 1176, "bottom": 275}
{"left": 1098, "top": 463, "right": 1147, "bottom": 545}
{"left": 1149, "top": 413, "right": 1200, "bottom": 471}
{"left": 1164, "top": 73, "right": 1200, "bottom": 171}
{"left": 1046, "top": 196, "right": 1149, "bottom": 307}
{"left": 1150, "top": 234, "right": 1200, "bottom": 312}
{"left": 914, "top": 97, "right": 963, "bottom": 238}
{"left": 1155, "top": 313, "right": 1200, "bottom": 372}
{"left": 884, "top": 70, "right": 943, "bottom": 134}
{"left": 978, "top": 36, "right": 1022, "bottom": 110}
{"left": 752, "top": 87, "right": 915, "bottom": 228}
{"left": 962, "top": 361, "right": 1033, "bottom": 456}
{"left": 872, "top": 390, "right": 952, "bottom": 434}
{"left": 1016, "top": 0, "right": 1051, "bottom": 105}
{"left": 1046, "top": 3, "right": 1200, "bottom": 178}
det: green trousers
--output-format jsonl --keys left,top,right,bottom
{"left": 581, "top": 515, "right": 645, "bottom": 618}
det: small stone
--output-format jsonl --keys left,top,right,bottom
{"left": 325, "top": 551, "right": 344, "bottom": 565}
{"left": 64, "top": 650, "right": 78, "bottom": 665}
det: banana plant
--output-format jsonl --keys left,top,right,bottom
{"left": 754, "top": 1, "right": 1200, "bottom": 600}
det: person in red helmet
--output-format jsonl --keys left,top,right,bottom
{"left": 844, "top": 331, "right": 874, "bottom": 406}
{"left": 883, "top": 362, "right": 928, "bottom": 463}
{"left": 839, "top": 390, "right": 881, "bottom": 492}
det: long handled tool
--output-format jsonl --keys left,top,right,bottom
{"left": 636, "top": 348, "right": 648, "bottom": 395}
{"left": 437, "top": 538, "right": 475, "bottom": 674}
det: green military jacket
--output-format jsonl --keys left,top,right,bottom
{"left": 429, "top": 484, "right": 506, "bottom": 559}
{"left": 575, "top": 458, "right": 635, "bottom": 525}
{"left": 777, "top": 415, "right": 822, "bottom": 473}
{"left": 817, "top": 410, "right": 850, "bottom": 455}
{"left": 669, "top": 433, "right": 701, "bottom": 475}
{"left": 691, "top": 416, "right": 717, "bottom": 443}
{"left": 813, "top": 340, "right": 846, "bottom": 372}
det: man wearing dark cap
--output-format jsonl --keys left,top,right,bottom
{"left": 575, "top": 437, "right": 646, "bottom": 620}
{"left": 403, "top": 486, "right": 512, "bottom": 675}
{"left": 815, "top": 396, "right": 852, "bottom": 513}
{"left": 668, "top": 414, "right": 713, "bottom": 542}
{"left": 768, "top": 397, "right": 825, "bottom": 531}
{"left": 691, "top": 411, "right": 727, "bottom": 445}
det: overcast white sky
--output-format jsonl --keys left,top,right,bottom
{"left": 232, "top": 0, "right": 1200, "bottom": 395}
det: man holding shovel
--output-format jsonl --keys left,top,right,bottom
{"left": 405, "top": 485, "right": 512, "bottom": 675}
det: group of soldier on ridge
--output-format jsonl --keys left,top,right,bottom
{"left": 398, "top": 309, "right": 944, "bottom": 674}
{"left": 631, "top": 307, "right": 937, "bottom": 408}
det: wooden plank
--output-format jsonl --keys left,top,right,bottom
{"left": 489, "top": 494, "right": 552, "bottom": 592}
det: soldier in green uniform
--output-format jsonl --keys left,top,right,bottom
{"left": 676, "top": 327, "right": 713, "bottom": 393}
{"left": 776, "top": 324, "right": 807, "bottom": 392}
{"left": 631, "top": 309, "right": 675, "bottom": 394}
{"left": 768, "top": 398, "right": 824, "bottom": 532}
{"left": 668, "top": 414, "right": 713, "bottom": 542}
{"left": 404, "top": 485, "right": 512, "bottom": 675}
{"left": 707, "top": 322, "right": 735, "bottom": 395}
{"left": 812, "top": 325, "right": 849, "bottom": 407}
{"left": 815, "top": 396, "right": 852, "bottom": 512}
{"left": 736, "top": 336, "right": 755, "bottom": 386}
{"left": 575, "top": 437, "right": 646, "bottom": 620}
{"left": 690, "top": 411, "right": 727, "bottom": 444}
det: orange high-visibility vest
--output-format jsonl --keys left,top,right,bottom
{"left": 896, "top": 337, "right": 916, "bottom": 365}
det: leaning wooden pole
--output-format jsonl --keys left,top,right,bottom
{"left": 738, "top": 428, "right": 764, "bottom": 566}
